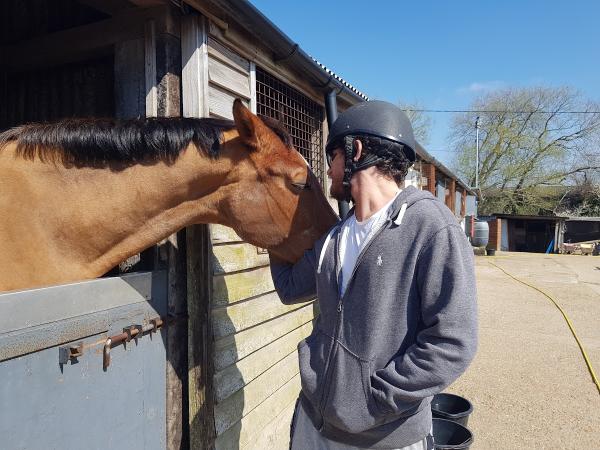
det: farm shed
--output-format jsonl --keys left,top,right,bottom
{"left": 0, "top": 1, "right": 481, "bottom": 449}
{"left": 490, "top": 214, "right": 567, "bottom": 253}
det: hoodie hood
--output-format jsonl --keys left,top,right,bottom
{"left": 341, "top": 186, "right": 437, "bottom": 228}
{"left": 317, "top": 186, "right": 437, "bottom": 274}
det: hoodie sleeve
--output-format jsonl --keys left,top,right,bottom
{"left": 370, "top": 224, "right": 478, "bottom": 416}
{"left": 269, "top": 247, "right": 318, "bottom": 304}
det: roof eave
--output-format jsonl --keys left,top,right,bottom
{"left": 195, "top": 0, "right": 368, "bottom": 105}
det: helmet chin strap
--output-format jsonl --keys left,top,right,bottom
{"left": 342, "top": 136, "right": 383, "bottom": 200}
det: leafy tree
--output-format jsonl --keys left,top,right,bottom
{"left": 450, "top": 86, "right": 600, "bottom": 215}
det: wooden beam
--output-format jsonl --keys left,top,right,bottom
{"left": 165, "top": 231, "right": 189, "bottom": 450}
{"left": 182, "top": 0, "right": 230, "bottom": 32}
{"left": 155, "top": 21, "right": 182, "bottom": 116}
{"left": 181, "top": 14, "right": 210, "bottom": 118}
{"left": 1, "top": 7, "right": 168, "bottom": 72}
{"left": 148, "top": 9, "right": 187, "bottom": 448}
{"left": 145, "top": 20, "right": 158, "bottom": 117}
{"left": 187, "top": 225, "right": 216, "bottom": 449}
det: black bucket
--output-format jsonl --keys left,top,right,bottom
{"left": 432, "top": 418, "right": 474, "bottom": 450}
{"left": 431, "top": 393, "right": 473, "bottom": 426}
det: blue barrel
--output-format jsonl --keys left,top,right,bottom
{"left": 472, "top": 221, "right": 489, "bottom": 247}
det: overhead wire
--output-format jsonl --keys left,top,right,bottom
{"left": 400, "top": 109, "right": 600, "bottom": 114}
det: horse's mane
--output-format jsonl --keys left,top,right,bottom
{"left": 0, "top": 115, "right": 292, "bottom": 166}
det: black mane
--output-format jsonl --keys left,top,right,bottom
{"left": 0, "top": 115, "right": 293, "bottom": 166}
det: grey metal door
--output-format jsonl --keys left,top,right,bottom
{"left": 0, "top": 271, "right": 168, "bottom": 450}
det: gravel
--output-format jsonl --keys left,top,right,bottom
{"left": 445, "top": 252, "right": 600, "bottom": 450}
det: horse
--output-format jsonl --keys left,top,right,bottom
{"left": 0, "top": 99, "right": 338, "bottom": 292}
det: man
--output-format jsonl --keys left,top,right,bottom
{"left": 270, "top": 101, "right": 477, "bottom": 449}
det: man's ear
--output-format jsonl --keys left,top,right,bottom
{"left": 353, "top": 139, "right": 363, "bottom": 161}
{"left": 232, "top": 99, "right": 261, "bottom": 149}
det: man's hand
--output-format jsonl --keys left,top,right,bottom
{"left": 268, "top": 250, "right": 288, "bottom": 266}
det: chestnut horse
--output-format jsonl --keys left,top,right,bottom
{"left": 0, "top": 100, "right": 338, "bottom": 292}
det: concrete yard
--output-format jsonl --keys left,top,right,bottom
{"left": 447, "top": 252, "right": 600, "bottom": 450}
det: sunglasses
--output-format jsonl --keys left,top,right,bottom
{"left": 326, "top": 148, "right": 342, "bottom": 167}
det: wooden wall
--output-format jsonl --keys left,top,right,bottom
{"left": 182, "top": 14, "right": 318, "bottom": 449}
{"left": 211, "top": 225, "right": 314, "bottom": 450}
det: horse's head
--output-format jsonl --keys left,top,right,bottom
{"left": 219, "top": 100, "right": 338, "bottom": 263}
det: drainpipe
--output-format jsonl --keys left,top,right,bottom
{"left": 324, "top": 89, "right": 349, "bottom": 219}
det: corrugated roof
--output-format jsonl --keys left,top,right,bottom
{"left": 311, "top": 58, "right": 370, "bottom": 101}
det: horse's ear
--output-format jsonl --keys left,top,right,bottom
{"left": 232, "top": 99, "right": 261, "bottom": 149}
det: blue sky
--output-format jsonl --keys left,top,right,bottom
{"left": 249, "top": 0, "right": 600, "bottom": 166}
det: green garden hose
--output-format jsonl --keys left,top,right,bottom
{"left": 490, "top": 261, "right": 600, "bottom": 395}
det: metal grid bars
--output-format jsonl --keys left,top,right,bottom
{"left": 255, "top": 67, "right": 325, "bottom": 186}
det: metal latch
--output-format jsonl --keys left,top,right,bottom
{"left": 59, "top": 342, "right": 84, "bottom": 364}
{"left": 103, "top": 316, "right": 164, "bottom": 370}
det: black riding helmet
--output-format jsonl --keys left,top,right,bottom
{"left": 326, "top": 100, "right": 417, "bottom": 162}
{"left": 325, "top": 100, "right": 417, "bottom": 193}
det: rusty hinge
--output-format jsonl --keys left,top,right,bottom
{"left": 103, "top": 317, "right": 164, "bottom": 370}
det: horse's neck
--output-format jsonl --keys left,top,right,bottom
{"left": 0, "top": 139, "right": 233, "bottom": 289}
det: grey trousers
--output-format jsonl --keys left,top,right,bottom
{"left": 290, "top": 401, "right": 434, "bottom": 450}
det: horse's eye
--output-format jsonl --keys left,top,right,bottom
{"left": 291, "top": 181, "right": 310, "bottom": 191}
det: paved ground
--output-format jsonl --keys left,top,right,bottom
{"left": 447, "top": 252, "right": 600, "bottom": 450}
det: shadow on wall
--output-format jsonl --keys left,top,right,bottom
{"left": 188, "top": 224, "right": 243, "bottom": 450}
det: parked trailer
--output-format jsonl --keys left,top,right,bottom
{"left": 559, "top": 240, "right": 600, "bottom": 255}
{"left": 0, "top": 272, "right": 168, "bottom": 449}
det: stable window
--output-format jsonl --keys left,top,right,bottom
{"left": 255, "top": 67, "right": 325, "bottom": 187}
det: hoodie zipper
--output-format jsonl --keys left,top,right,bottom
{"left": 317, "top": 216, "right": 394, "bottom": 419}
{"left": 317, "top": 228, "right": 342, "bottom": 420}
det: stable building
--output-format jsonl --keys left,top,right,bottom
{"left": 0, "top": 1, "right": 477, "bottom": 449}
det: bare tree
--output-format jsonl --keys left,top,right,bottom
{"left": 450, "top": 86, "right": 600, "bottom": 214}
{"left": 398, "top": 101, "right": 432, "bottom": 146}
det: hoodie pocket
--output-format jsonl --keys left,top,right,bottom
{"left": 321, "top": 344, "right": 384, "bottom": 433}
{"left": 297, "top": 331, "right": 333, "bottom": 410}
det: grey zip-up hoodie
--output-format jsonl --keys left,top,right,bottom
{"left": 270, "top": 186, "right": 478, "bottom": 448}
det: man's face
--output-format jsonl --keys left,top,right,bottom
{"left": 326, "top": 148, "right": 348, "bottom": 201}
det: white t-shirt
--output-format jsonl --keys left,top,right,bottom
{"left": 338, "top": 191, "right": 401, "bottom": 296}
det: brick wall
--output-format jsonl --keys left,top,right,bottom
{"left": 421, "top": 163, "right": 436, "bottom": 194}
{"left": 488, "top": 218, "right": 502, "bottom": 250}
